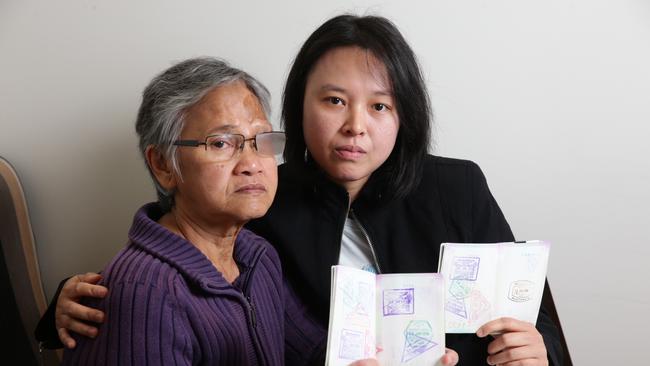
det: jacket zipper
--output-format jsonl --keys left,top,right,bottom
{"left": 210, "top": 288, "right": 265, "bottom": 365}
{"left": 246, "top": 295, "right": 257, "bottom": 328}
{"left": 349, "top": 209, "right": 383, "bottom": 274}
{"left": 239, "top": 248, "right": 266, "bottom": 365}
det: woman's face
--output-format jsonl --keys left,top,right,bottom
{"left": 170, "top": 81, "right": 278, "bottom": 227}
{"left": 302, "top": 46, "right": 399, "bottom": 194}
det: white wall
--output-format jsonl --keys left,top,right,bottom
{"left": 1, "top": 1, "right": 648, "bottom": 364}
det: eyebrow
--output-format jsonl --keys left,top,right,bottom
{"left": 205, "top": 124, "right": 238, "bottom": 135}
{"left": 320, "top": 84, "right": 347, "bottom": 94}
{"left": 204, "top": 121, "right": 272, "bottom": 136}
{"left": 319, "top": 83, "right": 393, "bottom": 97}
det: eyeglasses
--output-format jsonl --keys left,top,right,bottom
{"left": 173, "top": 131, "right": 286, "bottom": 162}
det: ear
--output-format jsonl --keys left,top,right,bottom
{"left": 145, "top": 145, "right": 177, "bottom": 192}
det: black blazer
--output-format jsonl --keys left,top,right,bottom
{"left": 248, "top": 155, "right": 563, "bottom": 366}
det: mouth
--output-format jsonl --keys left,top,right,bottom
{"left": 335, "top": 145, "right": 366, "bottom": 160}
{"left": 235, "top": 183, "right": 267, "bottom": 194}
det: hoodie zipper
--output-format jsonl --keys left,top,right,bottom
{"left": 246, "top": 295, "right": 257, "bottom": 328}
{"left": 239, "top": 247, "right": 266, "bottom": 365}
{"left": 349, "top": 209, "right": 383, "bottom": 274}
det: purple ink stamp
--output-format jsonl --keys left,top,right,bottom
{"left": 339, "top": 329, "right": 365, "bottom": 360}
{"left": 451, "top": 256, "right": 480, "bottom": 281}
{"left": 382, "top": 288, "right": 415, "bottom": 316}
{"left": 445, "top": 297, "right": 467, "bottom": 319}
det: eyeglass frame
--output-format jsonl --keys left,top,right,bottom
{"left": 172, "top": 131, "right": 286, "bottom": 162}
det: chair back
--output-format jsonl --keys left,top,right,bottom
{"left": 0, "top": 156, "right": 51, "bottom": 363}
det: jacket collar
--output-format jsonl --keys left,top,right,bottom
{"left": 282, "top": 160, "right": 389, "bottom": 205}
{"left": 127, "top": 202, "right": 266, "bottom": 295}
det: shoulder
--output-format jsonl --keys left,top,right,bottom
{"left": 68, "top": 246, "right": 193, "bottom": 365}
{"left": 416, "top": 155, "right": 486, "bottom": 197}
{"left": 100, "top": 244, "right": 186, "bottom": 305}
{"left": 422, "top": 155, "right": 481, "bottom": 179}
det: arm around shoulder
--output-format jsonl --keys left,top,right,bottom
{"left": 35, "top": 277, "right": 69, "bottom": 349}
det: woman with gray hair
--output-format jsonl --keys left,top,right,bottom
{"left": 61, "top": 57, "right": 326, "bottom": 365}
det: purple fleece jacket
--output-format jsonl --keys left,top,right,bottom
{"left": 63, "top": 203, "right": 326, "bottom": 365}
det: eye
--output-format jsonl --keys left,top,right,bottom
{"left": 372, "top": 103, "right": 390, "bottom": 112}
{"left": 209, "top": 137, "right": 235, "bottom": 150}
{"left": 327, "top": 97, "right": 344, "bottom": 106}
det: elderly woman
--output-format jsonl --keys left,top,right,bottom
{"left": 62, "top": 57, "right": 325, "bottom": 365}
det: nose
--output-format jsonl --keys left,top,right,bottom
{"left": 342, "top": 105, "right": 367, "bottom": 136}
{"left": 233, "top": 139, "right": 263, "bottom": 176}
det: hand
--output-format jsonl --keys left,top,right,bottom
{"left": 55, "top": 272, "right": 108, "bottom": 348}
{"left": 442, "top": 347, "right": 459, "bottom": 365}
{"left": 477, "top": 317, "right": 548, "bottom": 366}
{"left": 348, "top": 359, "right": 379, "bottom": 366}
{"left": 348, "top": 347, "right": 458, "bottom": 366}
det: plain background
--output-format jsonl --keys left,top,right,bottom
{"left": 1, "top": 0, "right": 649, "bottom": 364}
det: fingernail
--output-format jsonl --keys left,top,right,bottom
{"left": 476, "top": 329, "right": 484, "bottom": 337}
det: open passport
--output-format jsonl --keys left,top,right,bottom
{"left": 325, "top": 241, "right": 550, "bottom": 365}
{"left": 437, "top": 240, "right": 550, "bottom": 333}
{"left": 325, "top": 266, "right": 446, "bottom": 366}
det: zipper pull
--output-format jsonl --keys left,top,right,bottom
{"left": 247, "top": 295, "right": 257, "bottom": 328}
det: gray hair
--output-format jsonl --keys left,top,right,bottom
{"left": 135, "top": 57, "right": 271, "bottom": 211}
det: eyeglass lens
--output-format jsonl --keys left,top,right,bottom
{"left": 204, "top": 132, "right": 285, "bottom": 161}
{"left": 255, "top": 132, "right": 286, "bottom": 156}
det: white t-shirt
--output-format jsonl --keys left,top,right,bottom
{"left": 337, "top": 215, "right": 378, "bottom": 274}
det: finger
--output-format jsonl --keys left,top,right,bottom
{"left": 348, "top": 359, "right": 379, "bottom": 366}
{"left": 57, "top": 327, "right": 76, "bottom": 349}
{"left": 60, "top": 300, "right": 105, "bottom": 323}
{"left": 68, "top": 281, "right": 108, "bottom": 299}
{"left": 487, "top": 329, "right": 543, "bottom": 355}
{"left": 486, "top": 345, "right": 546, "bottom": 365}
{"left": 442, "top": 348, "right": 459, "bottom": 365}
{"left": 62, "top": 317, "right": 100, "bottom": 339}
{"left": 497, "top": 359, "right": 541, "bottom": 366}
{"left": 477, "top": 317, "right": 533, "bottom": 337}
{"left": 78, "top": 272, "right": 103, "bottom": 284}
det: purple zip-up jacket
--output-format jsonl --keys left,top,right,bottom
{"left": 63, "top": 203, "right": 326, "bottom": 365}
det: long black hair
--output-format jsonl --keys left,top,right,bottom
{"left": 282, "top": 14, "right": 432, "bottom": 199}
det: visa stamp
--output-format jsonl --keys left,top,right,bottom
{"left": 339, "top": 329, "right": 365, "bottom": 360}
{"left": 448, "top": 279, "right": 474, "bottom": 300}
{"left": 382, "top": 288, "right": 415, "bottom": 316}
{"left": 508, "top": 280, "right": 534, "bottom": 302}
{"left": 451, "top": 256, "right": 480, "bottom": 281}
{"left": 445, "top": 297, "right": 468, "bottom": 319}
{"left": 401, "top": 320, "right": 438, "bottom": 363}
{"left": 468, "top": 289, "right": 491, "bottom": 323}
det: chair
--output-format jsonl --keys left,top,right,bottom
{"left": 0, "top": 156, "right": 59, "bottom": 365}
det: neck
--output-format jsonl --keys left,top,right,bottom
{"left": 158, "top": 205, "right": 242, "bottom": 283}
{"left": 337, "top": 177, "right": 369, "bottom": 205}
